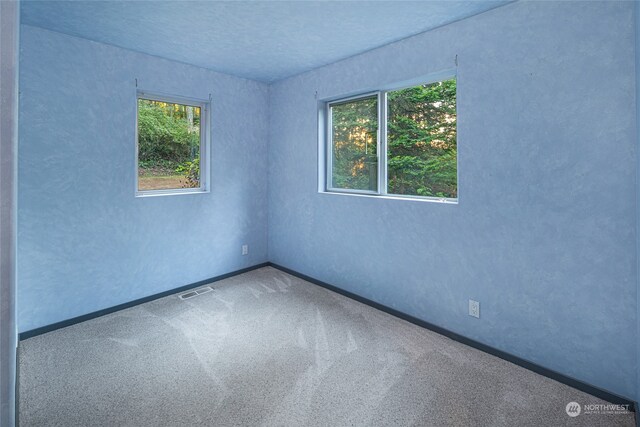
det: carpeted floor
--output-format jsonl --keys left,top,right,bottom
{"left": 19, "top": 267, "right": 635, "bottom": 426}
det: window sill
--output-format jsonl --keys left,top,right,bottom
{"left": 135, "top": 188, "right": 209, "bottom": 198}
{"left": 318, "top": 190, "right": 458, "bottom": 204}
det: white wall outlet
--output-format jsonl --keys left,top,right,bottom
{"left": 469, "top": 299, "right": 480, "bottom": 318}
{"left": 242, "top": 244, "right": 249, "bottom": 255}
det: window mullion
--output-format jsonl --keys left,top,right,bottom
{"left": 378, "top": 91, "right": 388, "bottom": 195}
{"left": 326, "top": 104, "right": 333, "bottom": 191}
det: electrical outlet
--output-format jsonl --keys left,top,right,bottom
{"left": 242, "top": 244, "right": 249, "bottom": 255}
{"left": 469, "top": 299, "right": 480, "bottom": 318}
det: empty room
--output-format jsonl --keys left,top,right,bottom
{"left": 1, "top": 0, "right": 639, "bottom": 425}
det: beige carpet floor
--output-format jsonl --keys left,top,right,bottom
{"left": 18, "top": 267, "right": 635, "bottom": 426}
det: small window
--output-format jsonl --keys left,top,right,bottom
{"left": 136, "top": 92, "right": 209, "bottom": 195}
{"left": 325, "top": 76, "right": 457, "bottom": 201}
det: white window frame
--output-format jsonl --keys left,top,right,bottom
{"left": 326, "top": 92, "right": 380, "bottom": 195}
{"left": 322, "top": 73, "right": 458, "bottom": 204}
{"left": 135, "top": 90, "right": 211, "bottom": 197}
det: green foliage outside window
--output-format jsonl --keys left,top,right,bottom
{"left": 175, "top": 155, "right": 200, "bottom": 189}
{"left": 330, "top": 96, "right": 378, "bottom": 191}
{"left": 137, "top": 99, "right": 201, "bottom": 190}
{"left": 387, "top": 79, "right": 457, "bottom": 198}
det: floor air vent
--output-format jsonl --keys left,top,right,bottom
{"left": 179, "top": 286, "right": 214, "bottom": 300}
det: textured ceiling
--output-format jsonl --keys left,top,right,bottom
{"left": 21, "top": 1, "right": 509, "bottom": 82}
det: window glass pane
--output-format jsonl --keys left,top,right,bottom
{"left": 387, "top": 78, "right": 457, "bottom": 198}
{"left": 137, "top": 98, "right": 201, "bottom": 191}
{"left": 330, "top": 96, "right": 378, "bottom": 191}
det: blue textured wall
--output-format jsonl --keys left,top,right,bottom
{"left": 18, "top": 25, "right": 269, "bottom": 332}
{"left": 636, "top": 0, "right": 640, "bottom": 408}
{"left": 268, "top": 1, "right": 637, "bottom": 399}
{"left": 1, "top": 1, "right": 19, "bottom": 424}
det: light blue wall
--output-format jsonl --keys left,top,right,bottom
{"left": 18, "top": 25, "right": 269, "bottom": 332}
{"left": 0, "top": 1, "right": 19, "bottom": 424}
{"left": 269, "top": 1, "right": 637, "bottom": 400}
{"left": 636, "top": 0, "right": 640, "bottom": 408}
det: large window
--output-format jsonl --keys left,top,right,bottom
{"left": 326, "top": 77, "right": 457, "bottom": 201}
{"left": 136, "top": 92, "right": 209, "bottom": 195}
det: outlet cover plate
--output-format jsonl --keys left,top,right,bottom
{"left": 469, "top": 299, "right": 480, "bottom": 318}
